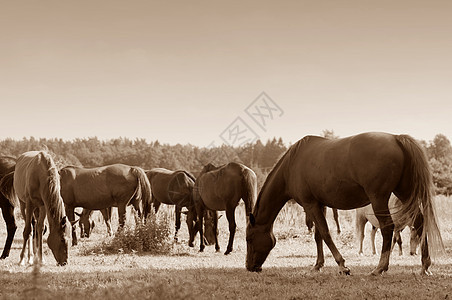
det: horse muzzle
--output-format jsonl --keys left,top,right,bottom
{"left": 246, "top": 265, "right": 262, "bottom": 272}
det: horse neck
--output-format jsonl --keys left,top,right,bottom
{"left": 40, "top": 157, "right": 65, "bottom": 230}
{"left": 254, "top": 161, "right": 290, "bottom": 230}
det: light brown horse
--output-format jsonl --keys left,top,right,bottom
{"left": 194, "top": 162, "right": 257, "bottom": 255}
{"left": 246, "top": 132, "right": 444, "bottom": 275}
{"left": 356, "top": 194, "right": 419, "bottom": 256}
{"left": 60, "top": 164, "right": 151, "bottom": 245}
{"left": 1, "top": 151, "right": 72, "bottom": 266}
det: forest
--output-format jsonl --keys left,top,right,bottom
{"left": 0, "top": 130, "right": 451, "bottom": 195}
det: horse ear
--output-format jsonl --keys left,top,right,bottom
{"left": 249, "top": 213, "right": 256, "bottom": 226}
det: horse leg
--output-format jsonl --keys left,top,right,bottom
{"left": 174, "top": 205, "right": 181, "bottom": 242}
{"left": 392, "top": 230, "right": 403, "bottom": 256}
{"left": 412, "top": 213, "right": 431, "bottom": 275}
{"left": 0, "top": 200, "right": 17, "bottom": 259}
{"left": 197, "top": 206, "right": 205, "bottom": 252}
{"left": 65, "top": 205, "right": 77, "bottom": 246}
{"left": 101, "top": 208, "right": 113, "bottom": 236}
{"left": 305, "top": 212, "right": 314, "bottom": 234}
{"left": 20, "top": 203, "right": 34, "bottom": 266}
{"left": 409, "top": 226, "right": 419, "bottom": 255}
{"left": 355, "top": 214, "right": 366, "bottom": 255}
{"left": 118, "top": 205, "right": 126, "bottom": 229}
{"left": 224, "top": 208, "right": 236, "bottom": 255}
{"left": 332, "top": 208, "right": 341, "bottom": 234}
{"left": 312, "top": 208, "right": 325, "bottom": 271}
{"left": 370, "top": 226, "right": 377, "bottom": 255}
{"left": 187, "top": 209, "right": 197, "bottom": 247}
{"left": 308, "top": 203, "right": 349, "bottom": 274}
{"left": 212, "top": 210, "right": 220, "bottom": 252}
{"left": 371, "top": 200, "right": 394, "bottom": 276}
{"left": 35, "top": 207, "right": 46, "bottom": 265}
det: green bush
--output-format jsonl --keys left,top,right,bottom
{"left": 84, "top": 210, "right": 173, "bottom": 255}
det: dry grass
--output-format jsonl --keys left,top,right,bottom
{"left": 1, "top": 197, "right": 451, "bottom": 299}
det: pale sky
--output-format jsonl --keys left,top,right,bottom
{"left": 1, "top": 0, "right": 451, "bottom": 147}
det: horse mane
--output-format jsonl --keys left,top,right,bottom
{"left": 181, "top": 170, "right": 196, "bottom": 182}
{"left": 39, "top": 152, "right": 65, "bottom": 223}
{"left": 253, "top": 136, "right": 311, "bottom": 216}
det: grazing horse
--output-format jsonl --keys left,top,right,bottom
{"left": 60, "top": 164, "right": 151, "bottom": 246}
{"left": 356, "top": 194, "right": 419, "bottom": 256}
{"left": 246, "top": 132, "right": 444, "bottom": 275}
{"left": 144, "top": 168, "right": 207, "bottom": 246}
{"left": 76, "top": 207, "right": 113, "bottom": 238}
{"left": 0, "top": 156, "right": 17, "bottom": 259}
{"left": 305, "top": 207, "right": 341, "bottom": 234}
{"left": 1, "top": 151, "right": 72, "bottom": 265}
{"left": 194, "top": 162, "right": 257, "bottom": 255}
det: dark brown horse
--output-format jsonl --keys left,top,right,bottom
{"left": 194, "top": 162, "right": 257, "bottom": 255}
{"left": 356, "top": 194, "right": 419, "bottom": 256}
{"left": 246, "top": 132, "right": 444, "bottom": 275}
{"left": 1, "top": 151, "right": 72, "bottom": 265}
{"left": 60, "top": 164, "right": 151, "bottom": 245}
{"left": 0, "top": 156, "right": 17, "bottom": 259}
{"left": 144, "top": 168, "right": 206, "bottom": 246}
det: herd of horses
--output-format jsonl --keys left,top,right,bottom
{"left": 0, "top": 132, "right": 446, "bottom": 276}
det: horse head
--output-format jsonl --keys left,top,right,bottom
{"left": 246, "top": 213, "right": 276, "bottom": 272}
{"left": 203, "top": 210, "right": 221, "bottom": 245}
{"left": 200, "top": 163, "right": 218, "bottom": 176}
{"left": 47, "top": 216, "right": 71, "bottom": 266}
{"left": 77, "top": 210, "right": 95, "bottom": 238}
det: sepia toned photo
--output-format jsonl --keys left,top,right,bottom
{"left": 1, "top": 1, "right": 451, "bottom": 299}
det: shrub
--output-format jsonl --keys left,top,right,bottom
{"left": 83, "top": 209, "right": 172, "bottom": 255}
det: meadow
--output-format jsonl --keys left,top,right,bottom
{"left": 1, "top": 196, "right": 451, "bottom": 299}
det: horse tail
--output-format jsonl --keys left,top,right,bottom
{"left": 395, "top": 134, "right": 445, "bottom": 257}
{"left": 130, "top": 167, "right": 152, "bottom": 220}
{"left": 0, "top": 171, "right": 18, "bottom": 207}
{"left": 241, "top": 167, "right": 258, "bottom": 216}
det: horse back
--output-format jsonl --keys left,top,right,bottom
{"left": 60, "top": 164, "right": 137, "bottom": 209}
{"left": 148, "top": 169, "right": 194, "bottom": 206}
{"left": 196, "top": 162, "right": 248, "bottom": 210}
{"left": 289, "top": 133, "right": 405, "bottom": 209}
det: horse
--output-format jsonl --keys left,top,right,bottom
{"left": 306, "top": 207, "right": 341, "bottom": 234}
{"left": 356, "top": 194, "right": 419, "bottom": 256}
{"left": 144, "top": 168, "right": 214, "bottom": 246}
{"left": 194, "top": 162, "right": 257, "bottom": 255}
{"left": 0, "top": 156, "right": 17, "bottom": 259}
{"left": 59, "top": 164, "right": 152, "bottom": 246}
{"left": 0, "top": 151, "right": 72, "bottom": 266}
{"left": 246, "top": 132, "right": 444, "bottom": 275}
{"left": 76, "top": 207, "right": 113, "bottom": 238}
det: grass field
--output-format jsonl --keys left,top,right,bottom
{"left": 1, "top": 196, "right": 451, "bottom": 299}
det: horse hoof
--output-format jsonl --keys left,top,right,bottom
{"left": 0, "top": 255, "right": 7, "bottom": 260}
{"left": 224, "top": 250, "right": 231, "bottom": 255}
{"left": 188, "top": 242, "right": 194, "bottom": 248}
{"left": 339, "top": 268, "right": 351, "bottom": 276}
{"left": 421, "top": 269, "right": 433, "bottom": 276}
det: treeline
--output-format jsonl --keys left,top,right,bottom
{"left": 0, "top": 132, "right": 451, "bottom": 194}
{"left": 0, "top": 136, "right": 287, "bottom": 188}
